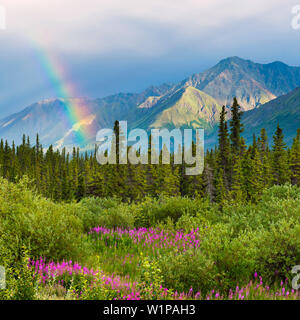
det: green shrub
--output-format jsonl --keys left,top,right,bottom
{"left": 79, "top": 197, "right": 135, "bottom": 230}
{"left": 175, "top": 213, "right": 212, "bottom": 234}
{"left": 261, "top": 184, "right": 300, "bottom": 202}
{"left": 78, "top": 277, "right": 119, "bottom": 300}
{"left": 137, "top": 254, "right": 172, "bottom": 300}
{"left": 159, "top": 249, "right": 218, "bottom": 296}
{"left": 0, "top": 245, "right": 38, "bottom": 300}
{"left": 220, "top": 185, "right": 300, "bottom": 235}
{"left": 0, "top": 177, "right": 84, "bottom": 261}
{"left": 254, "top": 219, "right": 300, "bottom": 283}
{"left": 200, "top": 224, "right": 260, "bottom": 290}
{"left": 78, "top": 197, "right": 123, "bottom": 231}
{"left": 2, "top": 179, "right": 300, "bottom": 300}
{"left": 134, "top": 196, "right": 218, "bottom": 227}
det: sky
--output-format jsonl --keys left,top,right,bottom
{"left": 0, "top": 0, "right": 300, "bottom": 117}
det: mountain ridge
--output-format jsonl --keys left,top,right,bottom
{"left": 241, "top": 85, "right": 300, "bottom": 146}
{"left": 1, "top": 56, "right": 300, "bottom": 150}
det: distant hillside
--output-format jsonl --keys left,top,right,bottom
{"left": 181, "top": 57, "right": 300, "bottom": 111}
{"left": 241, "top": 86, "right": 300, "bottom": 146}
{"left": 1, "top": 57, "right": 300, "bottom": 150}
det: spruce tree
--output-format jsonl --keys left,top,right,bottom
{"left": 112, "top": 120, "right": 128, "bottom": 199}
{"left": 230, "top": 154, "right": 244, "bottom": 202}
{"left": 215, "top": 167, "right": 227, "bottom": 206}
{"left": 290, "top": 129, "right": 300, "bottom": 186}
{"left": 218, "top": 106, "right": 230, "bottom": 185}
{"left": 272, "top": 124, "right": 289, "bottom": 185}
{"left": 229, "top": 97, "right": 244, "bottom": 155}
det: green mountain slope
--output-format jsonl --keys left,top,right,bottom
{"left": 242, "top": 86, "right": 300, "bottom": 146}
{"left": 149, "top": 86, "right": 222, "bottom": 130}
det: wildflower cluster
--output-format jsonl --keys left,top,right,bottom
{"left": 28, "top": 258, "right": 138, "bottom": 299}
{"left": 28, "top": 258, "right": 300, "bottom": 300}
{"left": 89, "top": 226, "right": 201, "bottom": 253}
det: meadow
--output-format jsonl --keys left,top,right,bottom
{"left": 1, "top": 177, "right": 300, "bottom": 300}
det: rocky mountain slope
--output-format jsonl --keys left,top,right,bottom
{"left": 1, "top": 57, "right": 300, "bottom": 150}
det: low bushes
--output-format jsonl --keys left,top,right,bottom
{"left": 133, "top": 196, "right": 219, "bottom": 227}
{"left": 1, "top": 178, "right": 300, "bottom": 299}
{"left": 0, "top": 177, "right": 84, "bottom": 261}
{"left": 79, "top": 197, "right": 135, "bottom": 230}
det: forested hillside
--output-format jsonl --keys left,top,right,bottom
{"left": 0, "top": 99, "right": 299, "bottom": 204}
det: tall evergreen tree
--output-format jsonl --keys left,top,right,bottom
{"left": 229, "top": 97, "right": 243, "bottom": 155}
{"left": 272, "top": 124, "right": 289, "bottom": 185}
{"left": 290, "top": 129, "right": 300, "bottom": 186}
{"left": 230, "top": 154, "right": 244, "bottom": 202}
{"left": 215, "top": 167, "right": 227, "bottom": 206}
{"left": 218, "top": 106, "right": 230, "bottom": 185}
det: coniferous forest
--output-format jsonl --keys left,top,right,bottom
{"left": 0, "top": 98, "right": 299, "bottom": 204}
{"left": 1, "top": 98, "right": 300, "bottom": 300}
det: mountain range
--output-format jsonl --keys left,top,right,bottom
{"left": 1, "top": 56, "right": 300, "bottom": 150}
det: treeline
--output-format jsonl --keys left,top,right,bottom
{"left": 0, "top": 98, "right": 299, "bottom": 203}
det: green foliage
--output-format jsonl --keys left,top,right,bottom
{"left": 272, "top": 124, "right": 290, "bottom": 185}
{"left": 0, "top": 177, "right": 84, "bottom": 261}
{"left": 290, "top": 129, "right": 300, "bottom": 186}
{"left": 1, "top": 177, "right": 300, "bottom": 300}
{"left": 1, "top": 106, "right": 300, "bottom": 300}
{"left": 79, "top": 277, "right": 119, "bottom": 300}
{"left": 137, "top": 254, "right": 173, "bottom": 300}
{"left": 0, "top": 109, "right": 299, "bottom": 204}
{"left": 64, "top": 272, "right": 118, "bottom": 300}
{"left": 159, "top": 249, "right": 217, "bottom": 296}
{"left": 255, "top": 219, "right": 300, "bottom": 282}
{"left": 0, "top": 246, "right": 38, "bottom": 300}
{"left": 79, "top": 197, "right": 134, "bottom": 230}
{"left": 229, "top": 97, "right": 243, "bottom": 155}
{"left": 133, "top": 196, "right": 216, "bottom": 228}
{"left": 155, "top": 184, "right": 300, "bottom": 294}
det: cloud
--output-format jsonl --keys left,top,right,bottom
{"left": 0, "top": 0, "right": 299, "bottom": 118}
{"left": 0, "top": 0, "right": 296, "bottom": 55}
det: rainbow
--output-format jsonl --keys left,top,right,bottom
{"left": 33, "top": 45, "right": 95, "bottom": 147}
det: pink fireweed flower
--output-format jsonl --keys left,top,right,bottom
{"left": 89, "top": 226, "right": 201, "bottom": 251}
{"left": 195, "top": 292, "right": 201, "bottom": 299}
